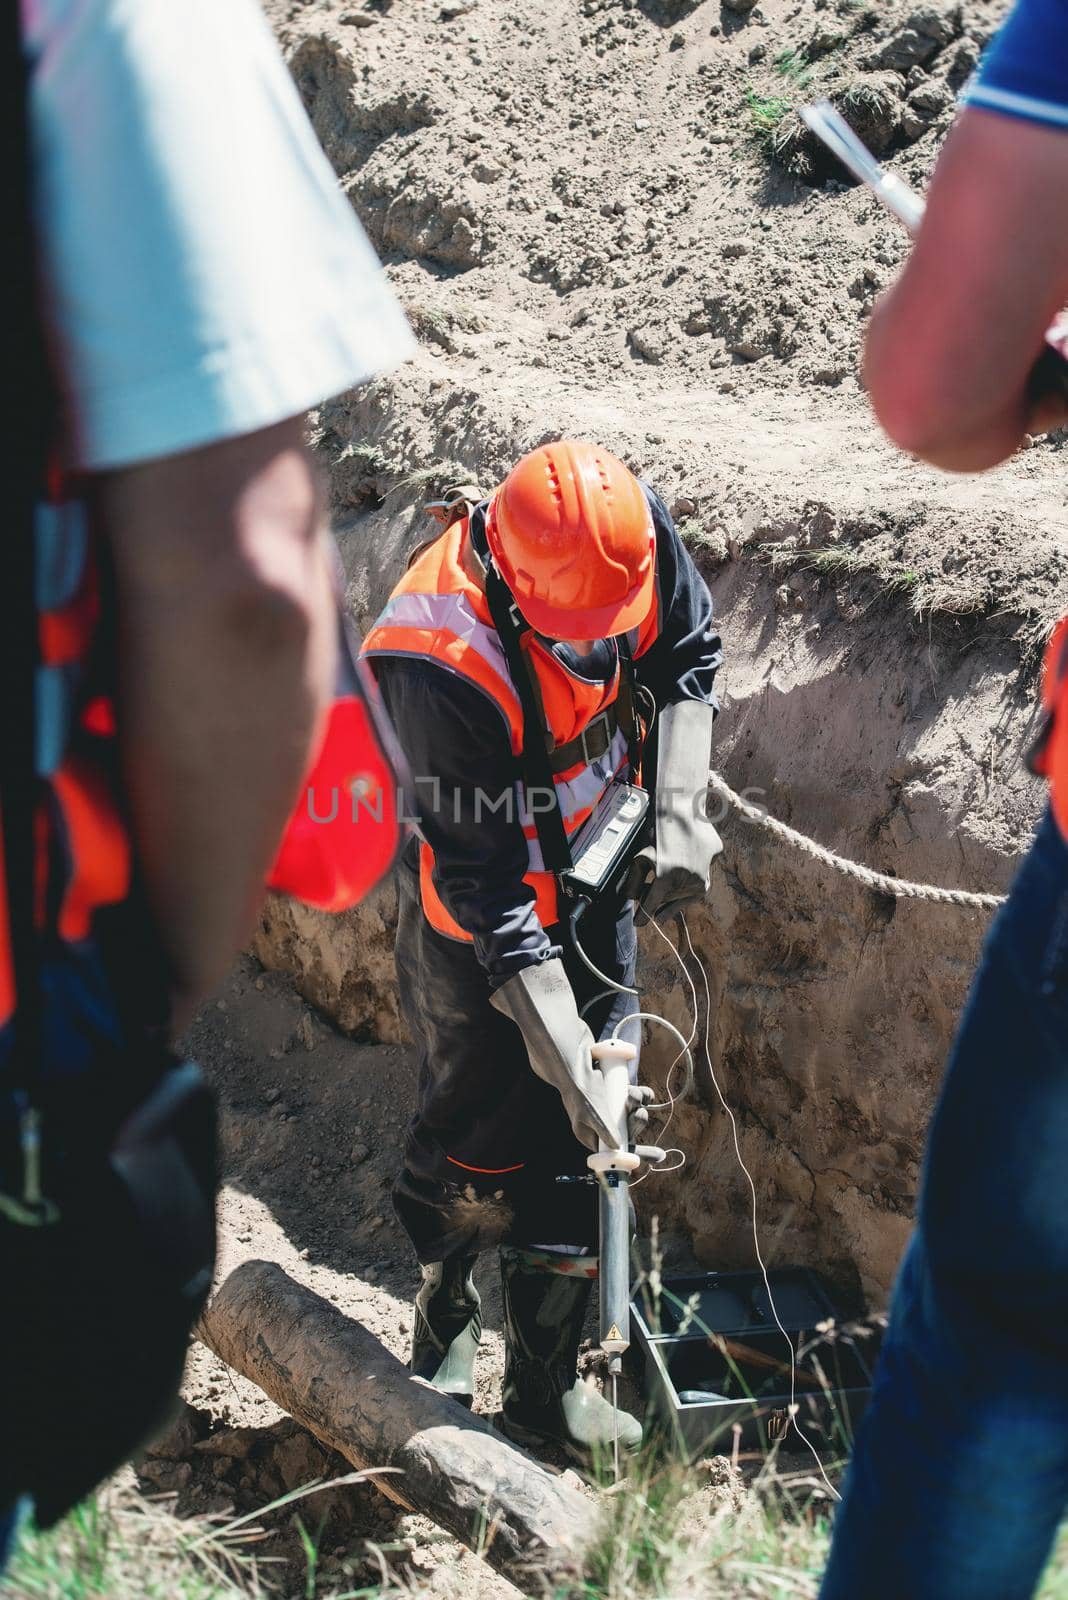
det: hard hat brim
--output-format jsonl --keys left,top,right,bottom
{"left": 512, "top": 564, "right": 656, "bottom": 643}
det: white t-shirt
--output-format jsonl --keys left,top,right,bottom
{"left": 22, "top": 0, "right": 415, "bottom": 471}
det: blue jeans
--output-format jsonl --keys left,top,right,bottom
{"left": 821, "top": 808, "right": 1068, "bottom": 1599}
{"left": 0, "top": 1498, "right": 29, "bottom": 1574}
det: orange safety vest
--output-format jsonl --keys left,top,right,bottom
{"left": 1032, "top": 616, "right": 1068, "bottom": 839}
{"left": 0, "top": 491, "right": 131, "bottom": 1030}
{"left": 0, "top": 500, "right": 402, "bottom": 1031}
{"left": 362, "top": 517, "right": 660, "bottom": 939}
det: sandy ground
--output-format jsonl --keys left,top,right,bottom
{"left": 141, "top": 958, "right": 619, "bottom": 1596}
{"left": 140, "top": 958, "right": 815, "bottom": 1596}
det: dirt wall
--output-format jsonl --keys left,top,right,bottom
{"left": 255, "top": 479, "right": 1043, "bottom": 1306}
{"left": 252, "top": 0, "right": 1064, "bottom": 1305}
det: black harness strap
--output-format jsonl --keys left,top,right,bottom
{"left": 615, "top": 632, "right": 642, "bottom": 778}
{"left": 482, "top": 564, "right": 574, "bottom": 878}
{"left": 483, "top": 556, "right": 647, "bottom": 891}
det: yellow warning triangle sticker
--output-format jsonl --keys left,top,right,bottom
{"left": 606, "top": 1324, "right": 624, "bottom": 1342}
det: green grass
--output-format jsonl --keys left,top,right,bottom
{"left": 838, "top": 79, "right": 896, "bottom": 119}
{"left": 744, "top": 29, "right": 858, "bottom": 173}
{"left": 3, "top": 1477, "right": 388, "bottom": 1600}
{"left": 334, "top": 442, "right": 391, "bottom": 476}
{"left": 745, "top": 41, "right": 824, "bottom": 148}
{"left": 774, "top": 48, "right": 815, "bottom": 91}
{"left": 6, "top": 1493, "right": 251, "bottom": 1599}
{"left": 386, "top": 459, "right": 478, "bottom": 503}
{"left": 675, "top": 516, "right": 710, "bottom": 550}
{"left": 571, "top": 1448, "right": 1068, "bottom": 1600}
{"left": 761, "top": 544, "right": 934, "bottom": 613}
{"left": 570, "top": 1451, "right": 833, "bottom": 1600}
{"left": 761, "top": 544, "right": 864, "bottom": 578}
{"left": 747, "top": 89, "right": 795, "bottom": 142}
{"left": 10, "top": 1457, "right": 1068, "bottom": 1600}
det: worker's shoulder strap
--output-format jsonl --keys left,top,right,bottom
{"left": 405, "top": 485, "right": 490, "bottom": 577}
{"left": 614, "top": 632, "right": 641, "bottom": 776}
{"left": 483, "top": 565, "right": 573, "bottom": 877}
{"left": 425, "top": 483, "right": 485, "bottom": 534}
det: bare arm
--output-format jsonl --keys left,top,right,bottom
{"left": 864, "top": 109, "right": 1068, "bottom": 471}
{"left": 95, "top": 415, "right": 337, "bottom": 1018}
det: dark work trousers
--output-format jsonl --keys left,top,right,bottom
{"left": 392, "top": 850, "right": 642, "bottom": 1264}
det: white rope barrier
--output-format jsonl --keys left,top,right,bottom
{"left": 709, "top": 772, "right": 1007, "bottom": 912}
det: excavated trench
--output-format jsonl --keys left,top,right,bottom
{"left": 110, "top": 2, "right": 1068, "bottom": 1590}
{"left": 249, "top": 0, "right": 1065, "bottom": 1310}
{"left": 255, "top": 465, "right": 1042, "bottom": 1309}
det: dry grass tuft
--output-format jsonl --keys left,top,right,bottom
{"left": 3, "top": 1473, "right": 387, "bottom": 1600}
{"left": 7, "top": 1456, "right": 1068, "bottom": 1599}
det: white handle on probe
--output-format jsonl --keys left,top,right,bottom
{"left": 587, "top": 1039, "right": 640, "bottom": 1175}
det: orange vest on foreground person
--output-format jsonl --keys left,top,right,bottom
{"left": 1032, "top": 617, "right": 1068, "bottom": 839}
{"left": 361, "top": 516, "right": 660, "bottom": 940}
{"left": 0, "top": 500, "right": 402, "bottom": 1031}
{"left": 0, "top": 494, "right": 129, "bottom": 1028}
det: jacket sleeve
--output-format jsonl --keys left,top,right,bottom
{"left": 634, "top": 483, "right": 724, "bottom": 712}
{"left": 374, "top": 658, "right": 558, "bottom": 984}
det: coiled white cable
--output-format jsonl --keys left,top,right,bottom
{"left": 576, "top": 900, "right": 843, "bottom": 1497}
{"left": 569, "top": 900, "right": 639, "bottom": 998}
{"left": 572, "top": 909, "right": 692, "bottom": 1167}
{"left": 675, "top": 915, "right": 841, "bottom": 1501}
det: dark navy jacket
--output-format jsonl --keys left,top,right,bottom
{"left": 374, "top": 483, "right": 723, "bottom": 983}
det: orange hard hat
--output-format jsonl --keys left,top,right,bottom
{"left": 485, "top": 440, "right": 655, "bottom": 640}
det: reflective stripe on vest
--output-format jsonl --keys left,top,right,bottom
{"left": 363, "top": 520, "right": 655, "bottom": 941}
{"left": 521, "top": 723, "right": 630, "bottom": 873}
{"left": 368, "top": 590, "right": 521, "bottom": 748}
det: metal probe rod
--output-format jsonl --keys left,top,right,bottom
{"left": 588, "top": 1040, "right": 639, "bottom": 1480}
{"left": 601, "top": 1174, "right": 630, "bottom": 1480}
{"left": 800, "top": 100, "right": 926, "bottom": 232}
{"left": 801, "top": 99, "right": 1068, "bottom": 398}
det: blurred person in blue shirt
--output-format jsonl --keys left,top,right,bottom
{"left": 821, "top": 4, "right": 1068, "bottom": 1597}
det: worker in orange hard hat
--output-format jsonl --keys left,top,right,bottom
{"left": 363, "top": 439, "right": 724, "bottom": 1462}
{"left": 486, "top": 441, "right": 656, "bottom": 638}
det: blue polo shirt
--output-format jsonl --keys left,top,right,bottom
{"left": 963, "top": 0, "right": 1068, "bottom": 129}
